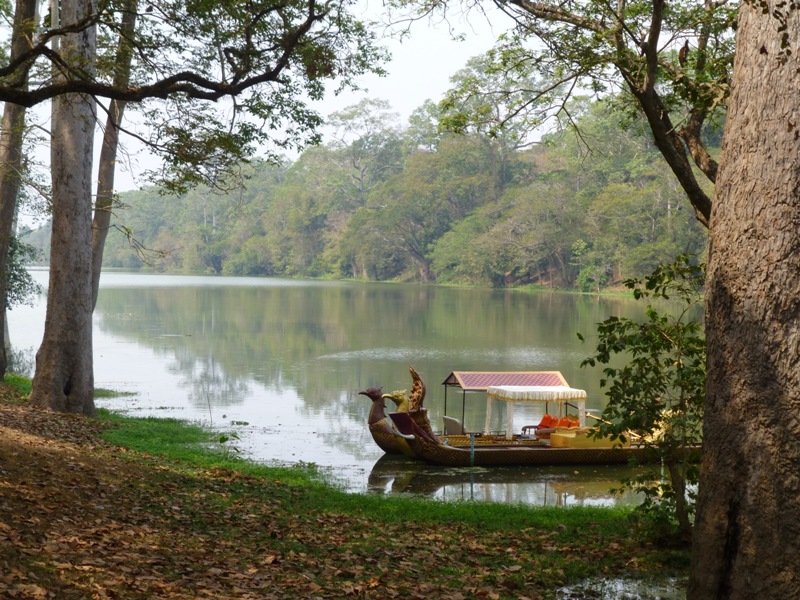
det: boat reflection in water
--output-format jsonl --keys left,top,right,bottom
{"left": 368, "top": 454, "right": 644, "bottom": 507}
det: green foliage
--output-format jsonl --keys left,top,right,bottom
{"left": 33, "top": 94, "right": 710, "bottom": 289}
{"left": 575, "top": 265, "right": 609, "bottom": 293}
{"left": 6, "top": 235, "right": 41, "bottom": 309}
{"left": 431, "top": 212, "right": 508, "bottom": 286}
{"left": 361, "top": 134, "right": 501, "bottom": 281}
{"left": 12, "top": 0, "right": 389, "bottom": 193}
{"left": 580, "top": 255, "right": 705, "bottom": 538}
{"left": 396, "top": 0, "right": 735, "bottom": 225}
{"left": 439, "top": 50, "right": 563, "bottom": 150}
{"left": 571, "top": 239, "right": 607, "bottom": 293}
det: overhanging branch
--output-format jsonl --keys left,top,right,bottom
{"left": 0, "top": 0, "right": 328, "bottom": 108}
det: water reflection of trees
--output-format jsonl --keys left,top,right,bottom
{"left": 170, "top": 351, "right": 250, "bottom": 414}
{"left": 368, "top": 455, "right": 644, "bottom": 507}
{"left": 93, "top": 278, "right": 654, "bottom": 423}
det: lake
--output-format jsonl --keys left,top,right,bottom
{"left": 10, "top": 269, "right": 655, "bottom": 506}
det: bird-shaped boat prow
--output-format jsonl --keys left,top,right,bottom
{"left": 384, "top": 367, "right": 437, "bottom": 441}
{"left": 359, "top": 387, "right": 415, "bottom": 457}
{"left": 382, "top": 389, "right": 411, "bottom": 413}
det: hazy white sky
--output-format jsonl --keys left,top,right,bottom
{"left": 314, "top": 6, "right": 506, "bottom": 122}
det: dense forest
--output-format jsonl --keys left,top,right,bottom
{"left": 26, "top": 95, "right": 710, "bottom": 291}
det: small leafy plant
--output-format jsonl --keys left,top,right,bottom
{"left": 214, "top": 431, "right": 241, "bottom": 458}
{"left": 579, "top": 255, "right": 705, "bottom": 539}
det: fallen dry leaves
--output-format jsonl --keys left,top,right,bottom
{"left": 0, "top": 388, "right": 669, "bottom": 599}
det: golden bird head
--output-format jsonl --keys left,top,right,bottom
{"left": 381, "top": 390, "right": 410, "bottom": 413}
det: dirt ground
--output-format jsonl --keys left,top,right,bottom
{"left": 0, "top": 389, "right": 545, "bottom": 599}
{"left": 0, "top": 385, "right": 680, "bottom": 599}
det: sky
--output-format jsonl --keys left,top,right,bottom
{"left": 312, "top": 6, "right": 506, "bottom": 122}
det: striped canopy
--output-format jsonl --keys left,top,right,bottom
{"left": 442, "top": 371, "right": 569, "bottom": 391}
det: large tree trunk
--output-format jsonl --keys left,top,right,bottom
{"left": 29, "top": 0, "right": 97, "bottom": 415}
{"left": 689, "top": 4, "right": 800, "bottom": 598}
{"left": 0, "top": 0, "right": 37, "bottom": 376}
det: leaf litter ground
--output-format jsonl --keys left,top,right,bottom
{"left": 0, "top": 385, "right": 688, "bottom": 599}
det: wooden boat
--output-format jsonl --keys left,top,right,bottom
{"left": 387, "top": 411, "right": 654, "bottom": 467}
{"left": 366, "top": 368, "right": 657, "bottom": 467}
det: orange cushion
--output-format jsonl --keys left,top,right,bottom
{"left": 537, "top": 414, "right": 553, "bottom": 428}
{"left": 557, "top": 417, "right": 571, "bottom": 427}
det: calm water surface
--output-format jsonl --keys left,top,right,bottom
{"left": 11, "top": 269, "right": 655, "bottom": 506}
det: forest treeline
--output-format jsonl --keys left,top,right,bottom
{"left": 27, "top": 96, "right": 710, "bottom": 291}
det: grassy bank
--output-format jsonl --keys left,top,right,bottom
{"left": 0, "top": 381, "right": 690, "bottom": 599}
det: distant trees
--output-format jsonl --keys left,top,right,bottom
{"left": 362, "top": 134, "right": 500, "bottom": 282}
{"left": 556, "top": 102, "right": 708, "bottom": 286}
{"left": 95, "top": 95, "right": 707, "bottom": 287}
{"left": 6, "top": 235, "right": 40, "bottom": 310}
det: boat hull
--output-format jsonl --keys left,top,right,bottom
{"left": 410, "top": 439, "right": 650, "bottom": 467}
{"left": 389, "top": 412, "right": 655, "bottom": 467}
{"left": 369, "top": 418, "right": 417, "bottom": 457}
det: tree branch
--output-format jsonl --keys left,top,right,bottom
{"left": 0, "top": 0, "right": 329, "bottom": 107}
{"left": 501, "top": 0, "right": 605, "bottom": 32}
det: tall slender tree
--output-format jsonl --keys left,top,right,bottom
{"left": 31, "top": 0, "right": 98, "bottom": 414}
{"left": 0, "top": 0, "right": 37, "bottom": 375}
{"left": 92, "top": 0, "right": 138, "bottom": 310}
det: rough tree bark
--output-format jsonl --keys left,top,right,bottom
{"left": 0, "top": 0, "right": 36, "bottom": 376}
{"left": 689, "top": 2, "right": 800, "bottom": 597}
{"left": 29, "top": 0, "right": 97, "bottom": 415}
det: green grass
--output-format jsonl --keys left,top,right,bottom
{"left": 5, "top": 373, "right": 32, "bottom": 396}
{"left": 3, "top": 376, "right": 134, "bottom": 400}
{"left": 97, "top": 407, "right": 636, "bottom": 532}
{"left": 94, "top": 388, "right": 136, "bottom": 398}
{"left": 98, "top": 408, "right": 329, "bottom": 489}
